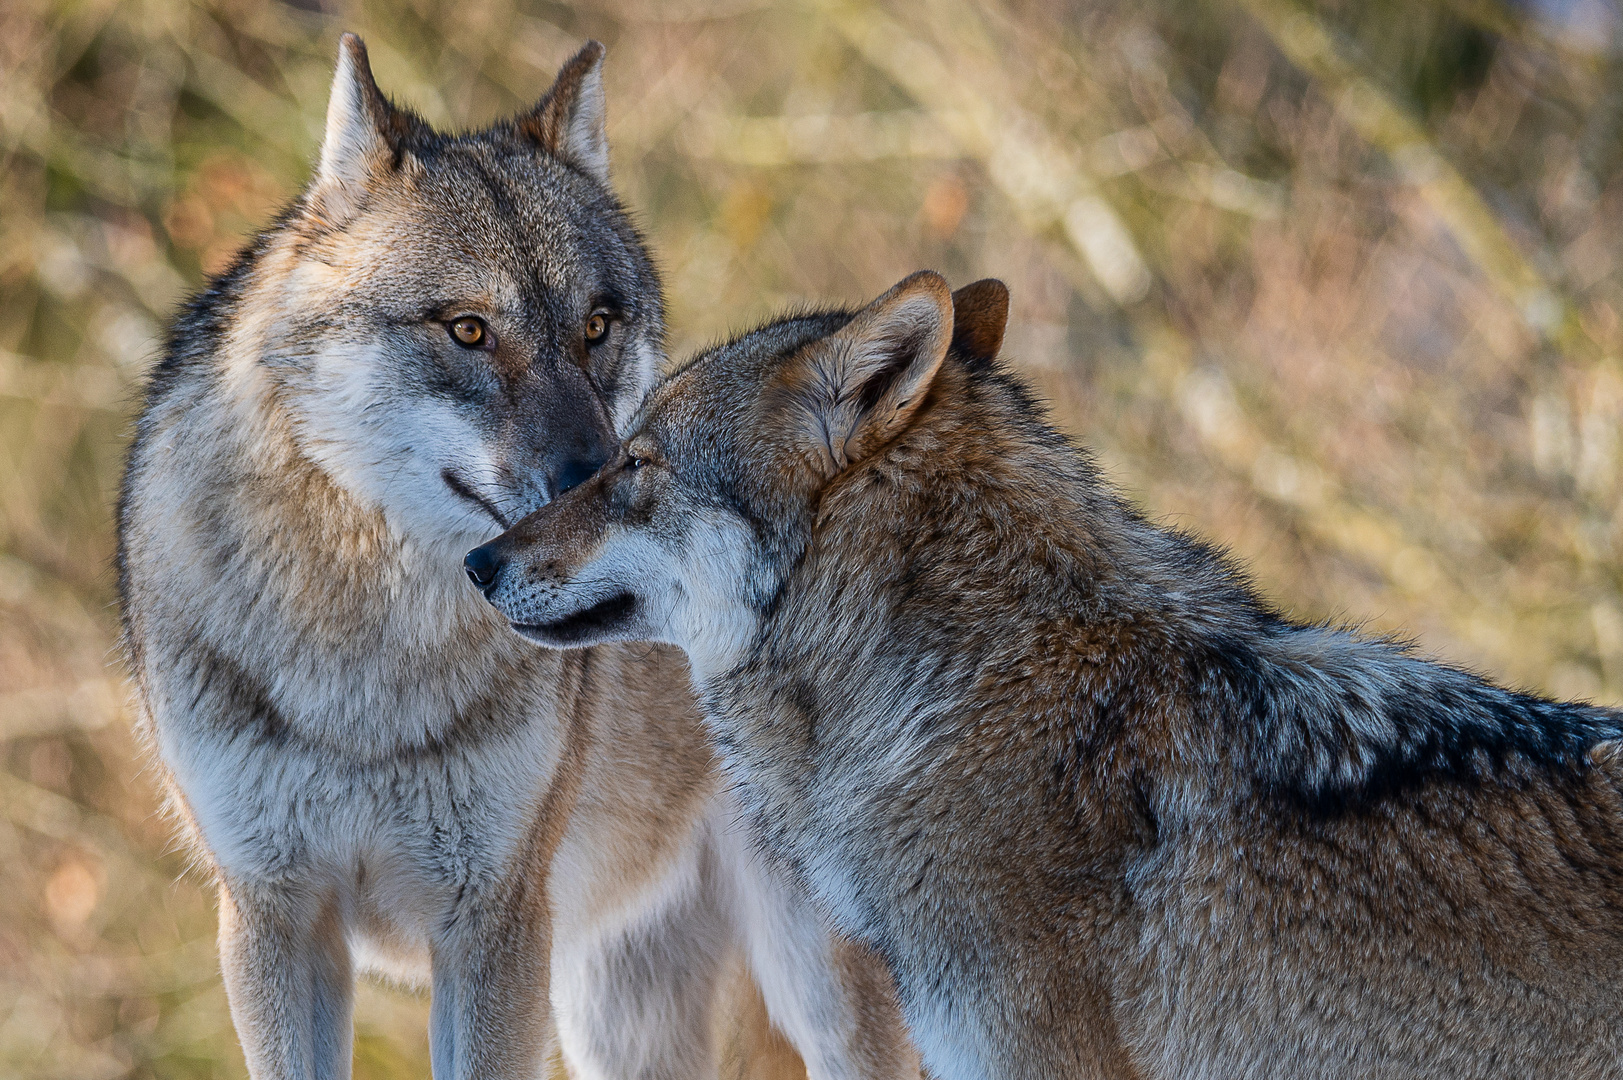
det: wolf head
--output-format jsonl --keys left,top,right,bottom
{"left": 467, "top": 273, "right": 1008, "bottom": 678}
{"left": 241, "top": 34, "right": 661, "bottom": 549}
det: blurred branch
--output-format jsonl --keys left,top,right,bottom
{"left": 1232, "top": 0, "right": 1621, "bottom": 639}
{"left": 0, "top": 679, "right": 122, "bottom": 740}
{"left": 817, "top": 0, "right": 1564, "bottom": 660}
{"left": 0, "top": 768, "right": 132, "bottom": 855}
{"left": 815, "top": 0, "right": 1154, "bottom": 304}
{"left": 1441, "top": 0, "right": 1524, "bottom": 40}
{"left": 3, "top": 117, "right": 170, "bottom": 208}
{"left": 1440, "top": 0, "right": 1585, "bottom": 54}
{"left": 1234, "top": 0, "right": 1601, "bottom": 367}
{"left": 679, "top": 109, "right": 962, "bottom": 163}
{"left": 180, "top": 47, "right": 314, "bottom": 167}
{"left": 600, "top": 0, "right": 776, "bottom": 21}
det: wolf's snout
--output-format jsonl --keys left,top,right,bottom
{"left": 464, "top": 543, "right": 502, "bottom": 590}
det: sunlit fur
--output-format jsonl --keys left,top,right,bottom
{"left": 483, "top": 272, "right": 1623, "bottom": 1080}
{"left": 119, "top": 35, "right": 915, "bottom": 1080}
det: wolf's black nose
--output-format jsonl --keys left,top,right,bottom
{"left": 464, "top": 544, "right": 501, "bottom": 589}
{"left": 553, "top": 456, "right": 602, "bottom": 496}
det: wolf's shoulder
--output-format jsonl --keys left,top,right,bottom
{"left": 134, "top": 217, "right": 289, "bottom": 429}
{"left": 940, "top": 376, "right": 1623, "bottom": 810}
{"left": 838, "top": 365, "right": 1623, "bottom": 815}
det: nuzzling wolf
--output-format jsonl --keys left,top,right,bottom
{"left": 118, "top": 35, "right": 915, "bottom": 1080}
{"left": 474, "top": 271, "right": 1623, "bottom": 1080}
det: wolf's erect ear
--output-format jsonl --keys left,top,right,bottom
{"left": 796, "top": 271, "right": 953, "bottom": 475}
{"left": 517, "top": 41, "right": 610, "bottom": 186}
{"left": 950, "top": 279, "right": 1009, "bottom": 365}
{"left": 313, "top": 34, "right": 406, "bottom": 225}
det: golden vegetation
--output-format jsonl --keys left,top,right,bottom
{"left": 3, "top": 0, "right": 1620, "bottom": 1075}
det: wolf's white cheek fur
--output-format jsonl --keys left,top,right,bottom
{"left": 611, "top": 339, "right": 663, "bottom": 436}
{"left": 289, "top": 340, "right": 502, "bottom": 549}
{"left": 563, "top": 529, "right": 684, "bottom": 643}
{"left": 664, "top": 514, "right": 760, "bottom": 684}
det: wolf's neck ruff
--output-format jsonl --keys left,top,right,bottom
{"left": 132, "top": 272, "right": 534, "bottom": 759}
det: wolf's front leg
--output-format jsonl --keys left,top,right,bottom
{"left": 429, "top": 876, "right": 554, "bottom": 1080}
{"left": 724, "top": 823, "right": 920, "bottom": 1080}
{"left": 549, "top": 855, "right": 731, "bottom": 1080}
{"left": 217, "top": 879, "right": 354, "bottom": 1080}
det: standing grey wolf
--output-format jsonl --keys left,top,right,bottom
{"left": 473, "top": 270, "right": 1623, "bottom": 1080}
{"left": 117, "top": 34, "right": 915, "bottom": 1080}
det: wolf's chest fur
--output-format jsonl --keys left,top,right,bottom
{"left": 123, "top": 353, "right": 578, "bottom": 981}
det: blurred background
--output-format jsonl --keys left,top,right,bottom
{"left": 4, "top": 0, "right": 1623, "bottom": 1074}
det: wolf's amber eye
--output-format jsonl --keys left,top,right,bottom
{"left": 625, "top": 455, "right": 648, "bottom": 471}
{"left": 450, "top": 317, "right": 488, "bottom": 348}
{"left": 585, "top": 313, "right": 609, "bottom": 345}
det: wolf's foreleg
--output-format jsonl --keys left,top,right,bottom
{"left": 428, "top": 877, "right": 554, "bottom": 1080}
{"left": 720, "top": 809, "right": 919, "bottom": 1080}
{"left": 549, "top": 840, "right": 729, "bottom": 1080}
{"left": 217, "top": 879, "right": 354, "bottom": 1080}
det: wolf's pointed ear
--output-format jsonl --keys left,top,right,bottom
{"left": 798, "top": 271, "right": 953, "bottom": 475}
{"left": 950, "top": 279, "right": 1009, "bottom": 365}
{"left": 313, "top": 34, "right": 404, "bottom": 225}
{"left": 517, "top": 41, "right": 610, "bottom": 186}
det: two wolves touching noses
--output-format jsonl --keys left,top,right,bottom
{"left": 115, "top": 28, "right": 1623, "bottom": 1080}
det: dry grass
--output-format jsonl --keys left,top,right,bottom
{"left": 3, "top": 0, "right": 1621, "bottom": 1074}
